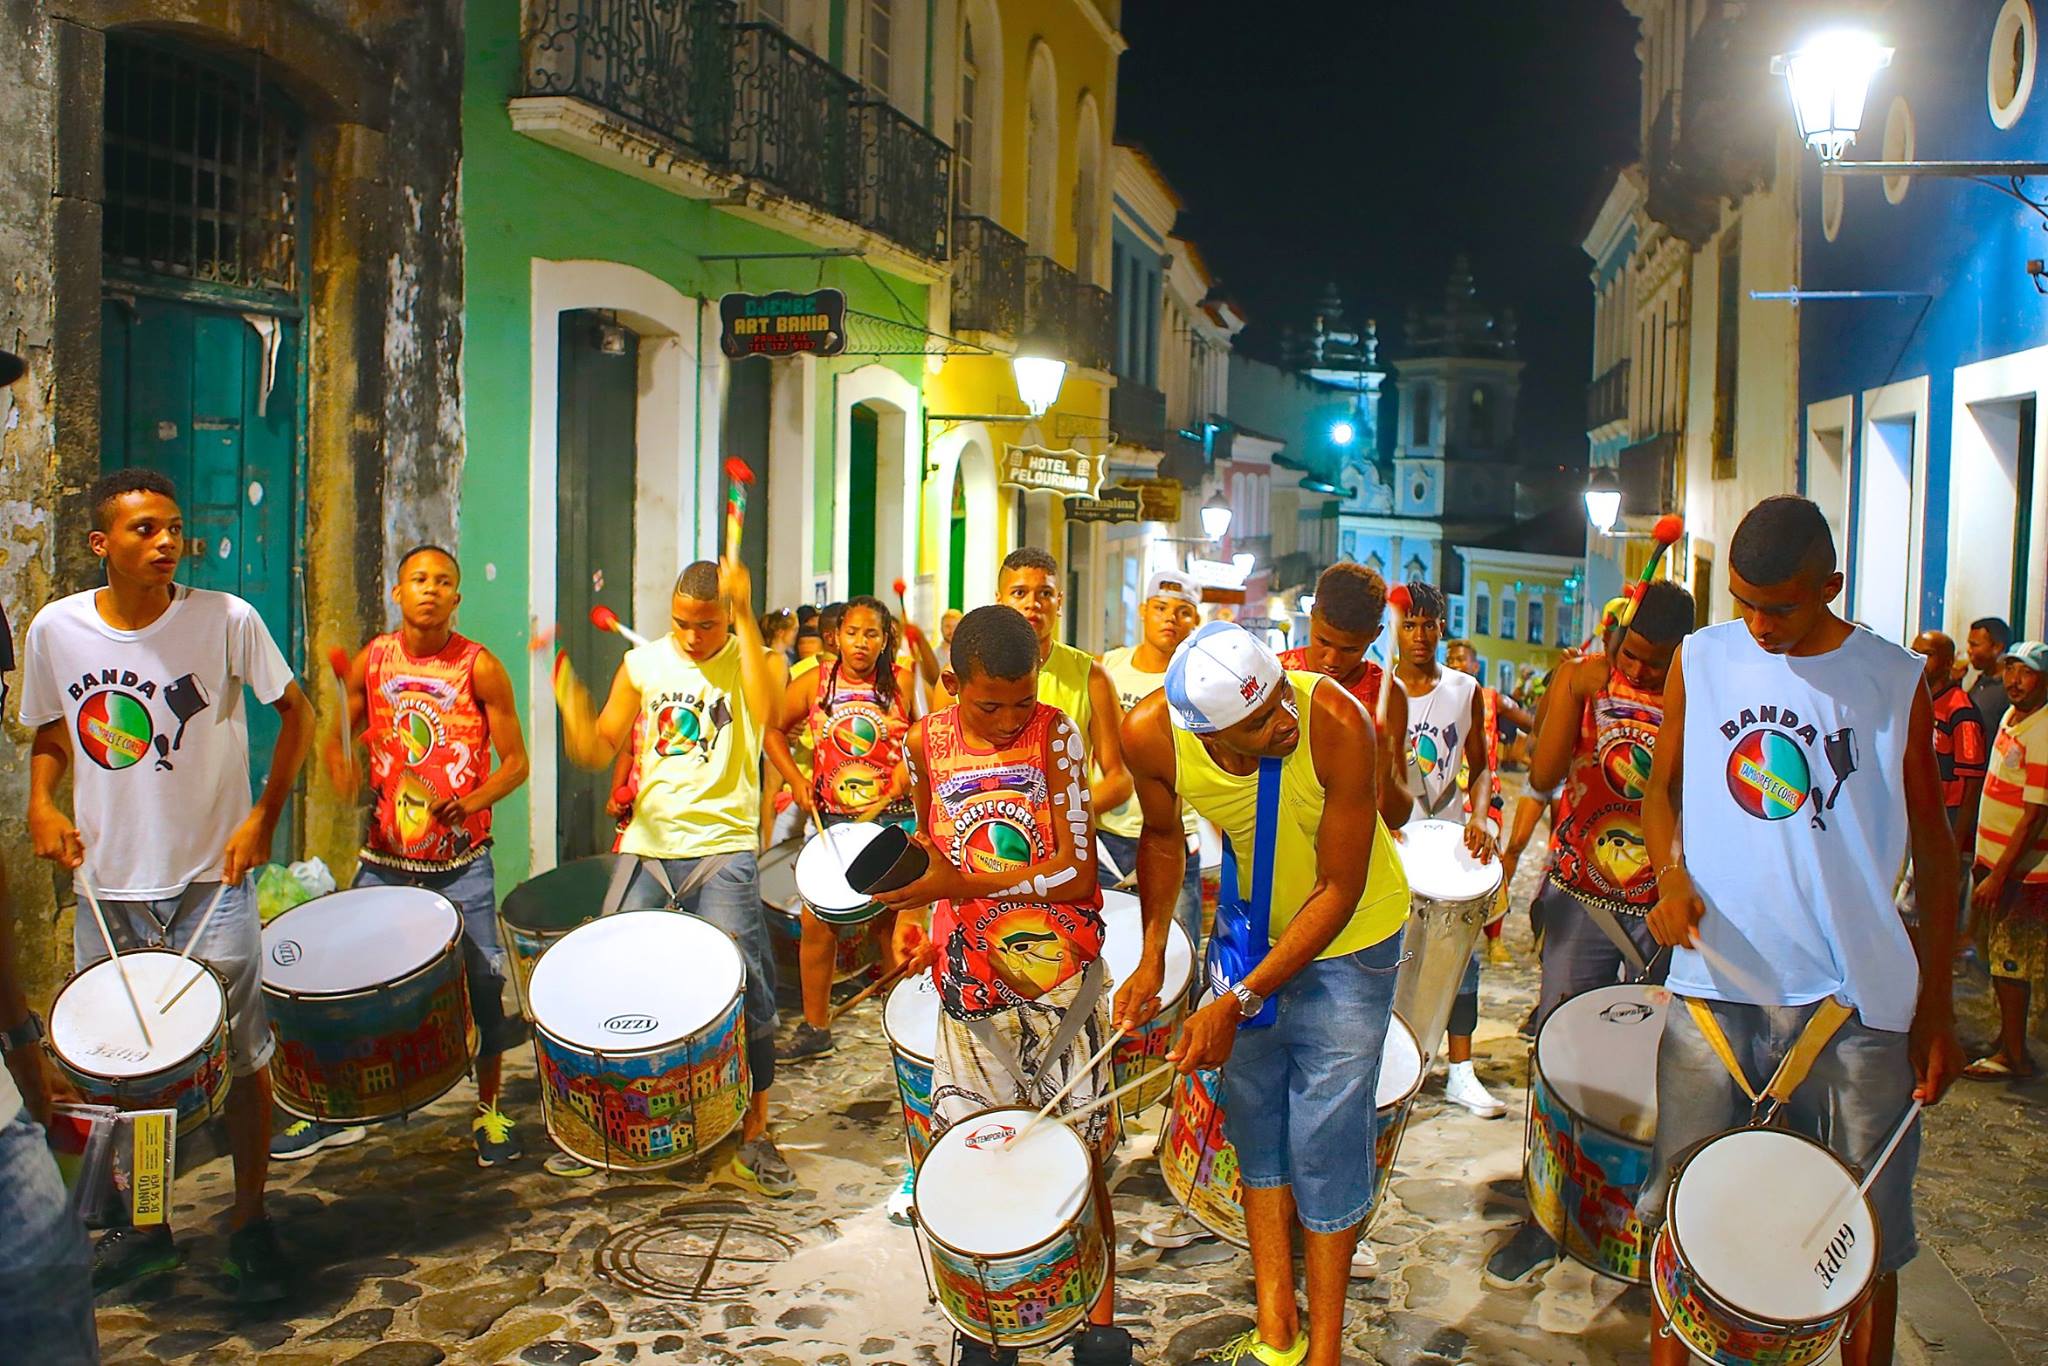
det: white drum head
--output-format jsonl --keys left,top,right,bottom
{"left": 1396, "top": 819, "right": 1503, "bottom": 902}
{"left": 795, "top": 823, "right": 885, "bottom": 912}
{"left": 758, "top": 838, "right": 802, "bottom": 916}
{"left": 1099, "top": 891, "right": 1195, "bottom": 1004}
{"left": 52, "top": 951, "right": 224, "bottom": 1077}
{"left": 917, "top": 1107, "right": 1091, "bottom": 1254}
{"left": 1534, "top": 983, "right": 1666, "bottom": 1141}
{"left": 1377, "top": 1012, "right": 1424, "bottom": 1109}
{"left": 1672, "top": 1127, "right": 1876, "bottom": 1321}
{"left": 528, "top": 910, "right": 743, "bottom": 1051}
{"left": 883, "top": 971, "right": 942, "bottom": 1062}
{"left": 261, "top": 887, "right": 459, "bottom": 994}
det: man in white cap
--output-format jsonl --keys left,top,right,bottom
{"left": 1096, "top": 570, "right": 1204, "bottom": 936}
{"left": 1118, "top": 622, "right": 1409, "bottom": 1366}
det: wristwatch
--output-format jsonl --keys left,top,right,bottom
{"left": 0, "top": 1012, "right": 45, "bottom": 1055}
{"left": 1227, "top": 983, "right": 1265, "bottom": 1020}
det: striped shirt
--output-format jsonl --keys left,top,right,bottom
{"left": 1929, "top": 682, "right": 1989, "bottom": 813}
{"left": 1978, "top": 704, "right": 2048, "bottom": 885}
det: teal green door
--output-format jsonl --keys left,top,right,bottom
{"left": 948, "top": 475, "right": 967, "bottom": 610}
{"left": 849, "top": 404, "right": 879, "bottom": 597}
{"left": 100, "top": 295, "right": 301, "bottom": 832}
{"left": 556, "top": 312, "right": 639, "bottom": 861}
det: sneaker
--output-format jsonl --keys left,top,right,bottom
{"left": 269, "top": 1118, "right": 368, "bottom": 1161}
{"left": 1205, "top": 1327, "right": 1308, "bottom": 1366}
{"left": 776, "top": 1021, "right": 836, "bottom": 1062}
{"left": 955, "top": 1333, "right": 1019, "bottom": 1366}
{"left": 91, "top": 1224, "right": 183, "bottom": 1292}
{"left": 1483, "top": 1220, "right": 1558, "bottom": 1289}
{"left": 1487, "top": 936, "right": 1513, "bottom": 966}
{"left": 1350, "top": 1241, "right": 1380, "bottom": 1279}
{"left": 1138, "top": 1210, "right": 1215, "bottom": 1250}
{"left": 1444, "top": 1061, "right": 1508, "bottom": 1119}
{"left": 730, "top": 1136, "right": 798, "bottom": 1198}
{"left": 472, "top": 1105, "right": 525, "bottom": 1167}
{"left": 544, "top": 1151, "right": 596, "bottom": 1178}
{"left": 886, "top": 1167, "right": 916, "bottom": 1226}
{"left": 223, "top": 1218, "right": 293, "bottom": 1304}
{"left": 1072, "top": 1322, "right": 1139, "bottom": 1365}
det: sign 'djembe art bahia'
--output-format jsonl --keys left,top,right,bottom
{"left": 719, "top": 289, "right": 848, "bottom": 358}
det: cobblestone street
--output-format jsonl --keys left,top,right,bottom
{"left": 98, "top": 843, "right": 2038, "bottom": 1365}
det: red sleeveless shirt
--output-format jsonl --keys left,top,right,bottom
{"left": 361, "top": 632, "right": 493, "bottom": 869}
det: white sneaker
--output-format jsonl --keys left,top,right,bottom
{"left": 886, "top": 1168, "right": 916, "bottom": 1226}
{"left": 1138, "top": 1211, "right": 1215, "bottom": 1250}
{"left": 1350, "top": 1241, "right": 1380, "bottom": 1279}
{"left": 1444, "top": 1061, "right": 1507, "bottom": 1119}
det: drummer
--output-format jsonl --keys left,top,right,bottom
{"left": 1278, "top": 562, "right": 1416, "bottom": 828}
{"left": 765, "top": 593, "right": 917, "bottom": 1062}
{"left": 875, "top": 605, "right": 1137, "bottom": 1366}
{"left": 20, "top": 468, "right": 312, "bottom": 1301}
{"left": 1392, "top": 582, "right": 1504, "bottom": 1119}
{"left": 1121, "top": 622, "right": 1407, "bottom": 1366}
{"left": 1641, "top": 496, "right": 1963, "bottom": 1366}
{"left": 280, "top": 546, "right": 533, "bottom": 1169}
{"left": 997, "top": 547, "right": 1132, "bottom": 818}
{"left": 555, "top": 557, "right": 795, "bottom": 1197}
{"left": 1482, "top": 579, "right": 1692, "bottom": 1288}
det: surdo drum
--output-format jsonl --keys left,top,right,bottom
{"left": 1391, "top": 818, "right": 1503, "bottom": 1065}
{"left": 498, "top": 853, "right": 633, "bottom": 1015}
{"left": 761, "top": 836, "right": 881, "bottom": 1001}
{"left": 262, "top": 887, "right": 475, "bottom": 1124}
{"left": 50, "top": 950, "right": 230, "bottom": 1137}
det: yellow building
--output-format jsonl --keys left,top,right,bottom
{"left": 919, "top": 0, "right": 1125, "bottom": 615}
{"left": 1451, "top": 527, "right": 1588, "bottom": 699}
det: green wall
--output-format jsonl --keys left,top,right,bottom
{"left": 460, "top": 0, "right": 930, "bottom": 888}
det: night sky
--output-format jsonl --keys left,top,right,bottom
{"left": 1116, "top": 0, "right": 1642, "bottom": 471}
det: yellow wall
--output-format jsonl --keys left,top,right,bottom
{"left": 1461, "top": 563, "right": 1579, "bottom": 689}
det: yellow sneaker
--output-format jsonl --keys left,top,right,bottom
{"left": 1205, "top": 1327, "right": 1308, "bottom": 1366}
{"left": 1486, "top": 936, "right": 1512, "bottom": 966}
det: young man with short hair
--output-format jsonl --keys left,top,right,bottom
{"left": 278, "top": 545, "right": 532, "bottom": 1166}
{"left": 22, "top": 469, "right": 313, "bottom": 1300}
{"left": 1968, "top": 616, "right": 2014, "bottom": 734}
{"left": 997, "top": 547, "right": 1132, "bottom": 818}
{"left": 1642, "top": 496, "right": 1964, "bottom": 1366}
{"left": 1965, "top": 640, "right": 2048, "bottom": 1081}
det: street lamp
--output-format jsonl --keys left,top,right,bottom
{"left": 1011, "top": 332, "right": 1067, "bottom": 418}
{"left": 1330, "top": 418, "right": 1357, "bottom": 446}
{"left": 1200, "top": 493, "right": 1234, "bottom": 541}
{"left": 1772, "top": 31, "right": 1892, "bottom": 162}
{"left": 1584, "top": 468, "right": 1622, "bottom": 536}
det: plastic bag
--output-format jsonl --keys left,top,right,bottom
{"left": 256, "top": 862, "right": 320, "bottom": 924}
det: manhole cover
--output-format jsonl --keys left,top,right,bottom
{"left": 595, "top": 1200, "right": 799, "bottom": 1301}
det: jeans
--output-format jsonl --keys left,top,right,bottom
{"left": 78, "top": 876, "right": 271, "bottom": 1076}
{"left": 0, "top": 1107, "right": 99, "bottom": 1362}
{"left": 620, "top": 851, "right": 779, "bottom": 1094}
{"left": 1448, "top": 951, "right": 1482, "bottom": 1039}
{"left": 1097, "top": 831, "right": 1202, "bottom": 947}
{"left": 1220, "top": 931, "right": 1403, "bottom": 1233}
{"left": 353, "top": 853, "right": 512, "bottom": 1051}
{"left": 1533, "top": 880, "right": 1666, "bottom": 1034}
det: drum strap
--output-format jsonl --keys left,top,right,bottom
{"left": 600, "top": 857, "right": 637, "bottom": 916}
{"left": 1681, "top": 995, "right": 1855, "bottom": 1121}
{"left": 962, "top": 957, "right": 1109, "bottom": 1097}
{"left": 1576, "top": 895, "right": 1648, "bottom": 977}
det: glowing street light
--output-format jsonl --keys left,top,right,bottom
{"left": 1200, "top": 493, "right": 1234, "bottom": 541}
{"left": 1584, "top": 467, "right": 1623, "bottom": 536}
{"left": 1011, "top": 349, "right": 1068, "bottom": 419}
{"left": 1330, "top": 418, "right": 1357, "bottom": 446}
{"left": 1772, "top": 30, "right": 1893, "bottom": 162}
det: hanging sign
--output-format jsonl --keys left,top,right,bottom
{"left": 719, "top": 288, "right": 848, "bottom": 358}
{"left": 1063, "top": 484, "right": 1143, "bottom": 524}
{"left": 1000, "top": 444, "right": 1104, "bottom": 498}
{"left": 1127, "top": 477, "right": 1184, "bottom": 524}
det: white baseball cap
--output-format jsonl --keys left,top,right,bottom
{"left": 1144, "top": 570, "right": 1200, "bottom": 609}
{"left": 1164, "top": 621, "right": 1283, "bottom": 733}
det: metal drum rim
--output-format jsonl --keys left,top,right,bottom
{"left": 532, "top": 983, "right": 746, "bottom": 1063}
{"left": 1528, "top": 988, "right": 1663, "bottom": 1149}
{"left": 527, "top": 909, "right": 745, "bottom": 1054}
{"left": 49, "top": 949, "right": 229, "bottom": 1080}
{"left": 500, "top": 854, "right": 635, "bottom": 934}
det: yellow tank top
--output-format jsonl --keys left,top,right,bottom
{"left": 1037, "top": 640, "right": 1095, "bottom": 756}
{"left": 1170, "top": 672, "right": 1407, "bottom": 958}
{"left": 620, "top": 636, "right": 762, "bottom": 859}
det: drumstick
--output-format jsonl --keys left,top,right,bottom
{"left": 1378, "top": 584, "right": 1410, "bottom": 727}
{"left": 327, "top": 646, "right": 355, "bottom": 793}
{"left": 1689, "top": 932, "right": 1771, "bottom": 1002}
{"left": 77, "top": 869, "right": 152, "bottom": 1050}
{"left": 827, "top": 955, "right": 917, "bottom": 1023}
{"left": 723, "top": 457, "right": 756, "bottom": 562}
{"left": 1800, "top": 1098, "right": 1923, "bottom": 1249}
{"left": 590, "top": 605, "right": 649, "bottom": 649}
{"left": 155, "top": 883, "right": 231, "bottom": 1010}
{"left": 1009, "top": 1023, "right": 1129, "bottom": 1148}
{"left": 1049, "top": 1062, "right": 1177, "bottom": 1128}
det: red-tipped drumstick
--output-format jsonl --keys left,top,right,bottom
{"left": 723, "top": 458, "right": 756, "bottom": 563}
{"left": 1379, "top": 583, "right": 1413, "bottom": 726}
{"left": 590, "top": 604, "right": 649, "bottom": 649}
{"left": 1581, "top": 514, "right": 1686, "bottom": 650}
{"left": 890, "top": 576, "right": 922, "bottom": 645}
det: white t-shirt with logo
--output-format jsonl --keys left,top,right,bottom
{"left": 1402, "top": 665, "right": 1479, "bottom": 820}
{"left": 19, "top": 587, "right": 294, "bottom": 900}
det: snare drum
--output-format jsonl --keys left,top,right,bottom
{"left": 1159, "top": 1010, "right": 1424, "bottom": 1245}
{"left": 882, "top": 970, "right": 941, "bottom": 1166}
{"left": 1392, "top": 819, "right": 1503, "bottom": 1064}
{"left": 527, "top": 910, "right": 749, "bottom": 1171}
{"left": 263, "top": 888, "right": 475, "bottom": 1124}
{"left": 50, "top": 950, "right": 230, "bottom": 1137}
{"left": 1652, "top": 1126, "right": 1878, "bottom": 1366}
{"left": 763, "top": 837, "right": 882, "bottom": 1002}
{"left": 795, "top": 822, "right": 889, "bottom": 928}
{"left": 498, "top": 854, "right": 634, "bottom": 1014}
{"left": 1527, "top": 983, "right": 1668, "bottom": 1282}
{"left": 914, "top": 1106, "right": 1110, "bottom": 1348}
{"left": 1099, "top": 891, "right": 1194, "bottom": 1115}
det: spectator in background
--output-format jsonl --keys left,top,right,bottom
{"left": 1969, "top": 617, "right": 2014, "bottom": 734}
{"left": 1966, "top": 640, "right": 2048, "bottom": 1081}
{"left": 760, "top": 609, "right": 797, "bottom": 663}
{"left": 938, "top": 608, "right": 962, "bottom": 671}
{"left": 1904, "top": 632, "right": 1987, "bottom": 948}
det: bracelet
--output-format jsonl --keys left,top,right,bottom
{"left": 1655, "top": 865, "right": 1689, "bottom": 888}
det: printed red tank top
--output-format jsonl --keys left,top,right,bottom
{"left": 922, "top": 703, "right": 1104, "bottom": 1018}
{"left": 1549, "top": 671, "right": 1663, "bottom": 912}
{"left": 362, "top": 632, "right": 492, "bottom": 868}
{"left": 809, "top": 663, "right": 911, "bottom": 817}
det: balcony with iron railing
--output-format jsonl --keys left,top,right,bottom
{"left": 952, "top": 215, "right": 1024, "bottom": 336}
{"left": 852, "top": 97, "right": 952, "bottom": 260}
{"left": 1109, "top": 380, "right": 1167, "bottom": 453}
{"left": 1618, "top": 431, "right": 1681, "bottom": 518}
{"left": 521, "top": 0, "right": 737, "bottom": 161}
{"left": 1073, "top": 283, "right": 1115, "bottom": 373}
{"left": 729, "top": 22, "right": 857, "bottom": 222}
{"left": 1024, "top": 255, "right": 1077, "bottom": 345}
{"left": 1586, "top": 359, "right": 1630, "bottom": 431}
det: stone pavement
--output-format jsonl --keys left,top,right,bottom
{"left": 97, "top": 841, "right": 2036, "bottom": 1364}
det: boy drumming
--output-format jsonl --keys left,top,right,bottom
{"left": 22, "top": 469, "right": 312, "bottom": 1301}
{"left": 1121, "top": 623, "right": 1408, "bottom": 1366}
{"left": 556, "top": 558, "right": 794, "bottom": 1196}
{"left": 876, "top": 605, "right": 1137, "bottom": 1366}
{"left": 283, "top": 546, "right": 532, "bottom": 1167}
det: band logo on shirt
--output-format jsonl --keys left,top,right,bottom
{"left": 66, "top": 668, "right": 212, "bottom": 773}
{"left": 1719, "top": 704, "right": 1859, "bottom": 830}
{"left": 650, "top": 689, "right": 732, "bottom": 763}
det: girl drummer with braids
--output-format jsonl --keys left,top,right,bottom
{"left": 765, "top": 594, "right": 919, "bottom": 1062}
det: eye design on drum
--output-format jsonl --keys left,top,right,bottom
{"left": 603, "top": 1014, "right": 660, "bottom": 1035}
{"left": 77, "top": 690, "right": 155, "bottom": 771}
{"left": 1726, "top": 729, "right": 1811, "bottom": 821}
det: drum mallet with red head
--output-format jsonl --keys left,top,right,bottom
{"left": 1378, "top": 583, "right": 1411, "bottom": 726}
{"left": 589, "top": 605, "right": 649, "bottom": 649}
{"left": 723, "top": 457, "right": 756, "bottom": 562}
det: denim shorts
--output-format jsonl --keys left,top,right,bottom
{"left": 353, "top": 852, "right": 511, "bottom": 1046}
{"left": 79, "top": 876, "right": 272, "bottom": 1076}
{"left": 620, "top": 851, "right": 779, "bottom": 1094}
{"left": 0, "top": 1109, "right": 98, "bottom": 1361}
{"left": 1637, "top": 997, "right": 1920, "bottom": 1274}
{"left": 1219, "top": 930, "right": 1403, "bottom": 1234}
{"left": 1097, "top": 831, "right": 1203, "bottom": 948}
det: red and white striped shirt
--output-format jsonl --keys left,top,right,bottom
{"left": 1978, "top": 704, "right": 2048, "bottom": 885}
